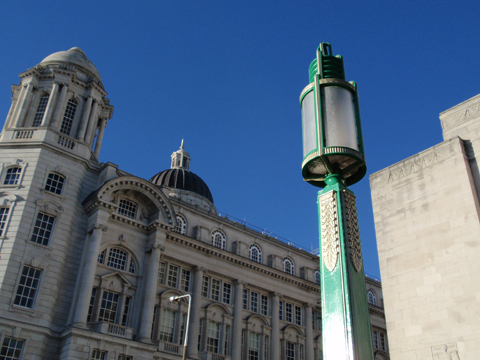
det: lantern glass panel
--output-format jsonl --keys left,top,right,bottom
{"left": 322, "top": 86, "right": 358, "bottom": 151}
{"left": 301, "top": 90, "right": 317, "bottom": 158}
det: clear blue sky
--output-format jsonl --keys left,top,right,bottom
{"left": 1, "top": 1, "right": 479, "bottom": 279}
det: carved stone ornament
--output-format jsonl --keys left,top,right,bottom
{"left": 319, "top": 191, "right": 340, "bottom": 272}
{"left": 431, "top": 343, "right": 460, "bottom": 360}
{"left": 342, "top": 191, "right": 363, "bottom": 272}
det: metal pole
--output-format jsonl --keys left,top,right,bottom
{"left": 169, "top": 294, "right": 192, "bottom": 360}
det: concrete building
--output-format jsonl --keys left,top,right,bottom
{"left": 370, "top": 94, "right": 480, "bottom": 360}
{"left": 0, "top": 47, "right": 388, "bottom": 360}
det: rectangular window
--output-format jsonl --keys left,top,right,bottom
{"left": 179, "top": 313, "right": 187, "bottom": 345}
{"left": 45, "top": 173, "right": 65, "bottom": 195}
{"left": 91, "top": 349, "right": 107, "bottom": 360}
{"left": 98, "top": 290, "right": 119, "bottom": 323}
{"left": 159, "top": 308, "right": 176, "bottom": 343}
{"left": 4, "top": 167, "right": 21, "bottom": 185}
{"left": 243, "top": 289, "right": 248, "bottom": 309}
{"left": 60, "top": 99, "right": 77, "bottom": 136}
{"left": 31, "top": 212, "right": 55, "bottom": 246}
{"left": 223, "top": 283, "right": 232, "bottom": 304}
{"left": 0, "top": 337, "right": 24, "bottom": 360}
{"left": 264, "top": 335, "right": 269, "bottom": 360}
{"left": 0, "top": 207, "right": 9, "bottom": 237}
{"left": 224, "top": 324, "right": 231, "bottom": 356}
{"left": 286, "top": 342, "right": 295, "bottom": 360}
{"left": 181, "top": 269, "right": 191, "bottom": 292}
{"left": 286, "top": 303, "right": 293, "bottom": 323}
{"left": 118, "top": 355, "right": 133, "bottom": 360}
{"left": 33, "top": 94, "right": 49, "bottom": 127}
{"left": 118, "top": 199, "right": 137, "bottom": 219}
{"left": 107, "top": 248, "right": 127, "bottom": 271}
{"left": 295, "top": 305, "right": 302, "bottom": 326}
{"left": 87, "top": 287, "right": 97, "bottom": 322}
{"left": 248, "top": 332, "right": 260, "bottom": 360}
{"left": 261, "top": 294, "right": 268, "bottom": 316}
{"left": 211, "top": 278, "right": 221, "bottom": 301}
{"left": 207, "top": 321, "right": 220, "bottom": 353}
{"left": 122, "top": 296, "right": 132, "bottom": 326}
{"left": 198, "top": 319, "right": 204, "bottom": 351}
{"left": 380, "top": 333, "right": 386, "bottom": 351}
{"left": 158, "top": 261, "right": 166, "bottom": 285}
{"left": 151, "top": 306, "right": 158, "bottom": 340}
{"left": 202, "top": 276, "right": 209, "bottom": 297}
{"left": 167, "top": 265, "right": 179, "bottom": 288}
{"left": 251, "top": 292, "right": 258, "bottom": 313}
{"left": 14, "top": 265, "right": 42, "bottom": 308}
{"left": 372, "top": 331, "right": 378, "bottom": 349}
{"left": 279, "top": 301, "right": 283, "bottom": 320}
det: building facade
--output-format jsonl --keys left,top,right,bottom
{"left": 0, "top": 48, "right": 388, "bottom": 360}
{"left": 370, "top": 94, "right": 480, "bottom": 360}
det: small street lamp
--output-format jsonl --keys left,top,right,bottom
{"left": 299, "top": 43, "right": 374, "bottom": 360}
{"left": 169, "top": 294, "right": 192, "bottom": 360}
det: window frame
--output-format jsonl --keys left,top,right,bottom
{"left": 174, "top": 213, "right": 187, "bottom": 235}
{"left": 283, "top": 257, "right": 295, "bottom": 276}
{"left": 60, "top": 97, "right": 78, "bottom": 136}
{"left": 97, "top": 246, "right": 137, "bottom": 275}
{"left": 0, "top": 161, "right": 27, "bottom": 188}
{"left": 13, "top": 265, "right": 43, "bottom": 310}
{"left": 30, "top": 212, "right": 56, "bottom": 246}
{"left": 211, "top": 229, "right": 226, "bottom": 250}
{"left": 117, "top": 198, "right": 137, "bottom": 219}
{"left": 44, "top": 172, "right": 66, "bottom": 196}
{"left": 32, "top": 92, "right": 50, "bottom": 127}
{"left": 367, "top": 290, "right": 377, "bottom": 306}
{"left": 0, "top": 336, "right": 25, "bottom": 360}
{"left": 249, "top": 244, "right": 263, "bottom": 264}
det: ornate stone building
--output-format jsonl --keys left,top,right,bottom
{"left": 0, "top": 48, "right": 388, "bottom": 360}
{"left": 370, "top": 94, "right": 480, "bottom": 360}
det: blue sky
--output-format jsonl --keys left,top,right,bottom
{"left": 1, "top": 1, "right": 479, "bottom": 279}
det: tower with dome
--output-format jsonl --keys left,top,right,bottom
{"left": 0, "top": 48, "right": 388, "bottom": 360}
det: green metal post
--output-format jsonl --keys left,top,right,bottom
{"left": 318, "top": 174, "right": 374, "bottom": 360}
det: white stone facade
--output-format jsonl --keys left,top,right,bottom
{"left": 370, "top": 93, "right": 480, "bottom": 360}
{"left": 0, "top": 48, "right": 388, "bottom": 360}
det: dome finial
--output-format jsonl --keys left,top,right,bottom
{"left": 180, "top": 139, "right": 185, "bottom": 150}
{"left": 171, "top": 140, "right": 190, "bottom": 170}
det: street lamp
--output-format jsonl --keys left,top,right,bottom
{"left": 169, "top": 294, "right": 192, "bottom": 360}
{"left": 300, "top": 43, "right": 374, "bottom": 360}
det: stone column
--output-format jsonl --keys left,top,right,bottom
{"left": 187, "top": 266, "right": 205, "bottom": 359}
{"left": 13, "top": 83, "right": 33, "bottom": 127}
{"left": 77, "top": 96, "right": 93, "bottom": 140}
{"left": 9, "top": 84, "right": 27, "bottom": 128}
{"left": 41, "top": 83, "right": 59, "bottom": 126}
{"left": 270, "top": 292, "right": 281, "bottom": 360}
{"left": 93, "top": 118, "right": 106, "bottom": 159}
{"left": 50, "top": 84, "right": 68, "bottom": 129}
{"left": 138, "top": 242, "right": 163, "bottom": 342}
{"left": 304, "top": 303, "right": 314, "bottom": 360}
{"left": 85, "top": 100, "right": 99, "bottom": 145}
{"left": 72, "top": 222, "right": 108, "bottom": 328}
{"left": 231, "top": 280, "right": 244, "bottom": 360}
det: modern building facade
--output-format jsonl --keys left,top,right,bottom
{"left": 0, "top": 48, "right": 388, "bottom": 360}
{"left": 370, "top": 94, "right": 480, "bottom": 360}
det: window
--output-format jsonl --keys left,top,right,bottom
{"left": 167, "top": 265, "right": 179, "bottom": 288}
{"left": 251, "top": 292, "right": 258, "bottom": 313}
{"left": 179, "top": 313, "right": 187, "bottom": 344}
{"left": 98, "top": 290, "right": 119, "bottom": 323}
{"left": 202, "top": 276, "right": 209, "bottom": 297}
{"left": 223, "top": 283, "right": 232, "bottom": 304}
{"left": 314, "top": 269, "right": 320, "bottom": 285}
{"left": 368, "top": 290, "right": 377, "bottom": 306}
{"left": 118, "top": 199, "right": 137, "bottom": 219}
{"left": 91, "top": 349, "right": 107, "bottom": 360}
{"left": 224, "top": 325, "right": 231, "bottom": 356}
{"left": 14, "top": 265, "right": 42, "bottom": 308}
{"left": 264, "top": 335, "right": 269, "bottom": 360}
{"left": 3, "top": 167, "right": 22, "bottom": 185}
{"left": 211, "top": 279, "right": 221, "bottom": 301}
{"left": 118, "top": 355, "right": 133, "bottom": 360}
{"left": 45, "top": 172, "right": 65, "bottom": 195}
{"left": 286, "top": 342, "right": 295, "bottom": 360}
{"left": 261, "top": 295, "right": 268, "bottom": 316}
{"left": 248, "top": 332, "right": 260, "bottom": 360}
{"left": 295, "top": 305, "right": 302, "bottom": 326}
{"left": 279, "top": 301, "right": 283, "bottom": 320}
{"left": 33, "top": 93, "right": 49, "bottom": 127}
{"left": 0, "top": 336, "right": 24, "bottom": 360}
{"left": 181, "top": 269, "right": 191, "bottom": 292}
{"left": 87, "top": 288, "right": 97, "bottom": 322}
{"left": 122, "top": 297, "right": 132, "bottom": 326}
{"left": 212, "top": 229, "right": 226, "bottom": 250}
{"left": 0, "top": 207, "right": 10, "bottom": 237}
{"left": 372, "top": 331, "right": 378, "bottom": 349}
{"left": 283, "top": 257, "right": 295, "bottom": 276}
{"left": 159, "top": 308, "right": 176, "bottom": 343}
{"left": 60, "top": 98, "right": 77, "bottom": 136}
{"left": 175, "top": 214, "right": 187, "bottom": 235}
{"left": 151, "top": 306, "right": 158, "bottom": 339}
{"left": 206, "top": 321, "right": 220, "bottom": 353}
{"left": 98, "top": 247, "right": 136, "bottom": 274}
{"left": 249, "top": 244, "right": 262, "bottom": 263}
{"left": 380, "top": 332, "right": 386, "bottom": 351}
{"left": 286, "top": 303, "right": 293, "bottom": 323}
{"left": 198, "top": 319, "right": 204, "bottom": 351}
{"left": 31, "top": 212, "right": 55, "bottom": 246}
{"left": 158, "top": 261, "right": 166, "bottom": 284}
{"left": 243, "top": 289, "right": 248, "bottom": 309}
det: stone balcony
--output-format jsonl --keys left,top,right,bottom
{"left": 89, "top": 321, "right": 134, "bottom": 340}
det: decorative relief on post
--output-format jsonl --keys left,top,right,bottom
{"left": 342, "top": 191, "right": 363, "bottom": 272}
{"left": 88, "top": 223, "right": 108, "bottom": 233}
{"left": 431, "top": 343, "right": 460, "bottom": 360}
{"left": 319, "top": 191, "right": 339, "bottom": 272}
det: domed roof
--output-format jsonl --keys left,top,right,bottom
{"left": 40, "top": 47, "right": 102, "bottom": 81}
{"left": 149, "top": 168, "right": 214, "bottom": 203}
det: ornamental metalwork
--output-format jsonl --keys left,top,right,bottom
{"left": 342, "top": 191, "right": 362, "bottom": 272}
{"left": 319, "top": 191, "right": 339, "bottom": 272}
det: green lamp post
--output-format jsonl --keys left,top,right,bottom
{"left": 299, "top": 42, "right": 374, "bottom": 360}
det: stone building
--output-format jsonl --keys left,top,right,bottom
{"left": 0, "top": 48, "right": 388, "bottom": 360}
{"left": 370, "top": 94, "right": 480, "bottom": 360}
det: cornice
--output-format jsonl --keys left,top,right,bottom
{"left": 369, "top": 305, "right": 385, "bottom": 318}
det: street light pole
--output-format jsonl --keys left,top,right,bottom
{"left": 169, "top": 294, "right": 192, "bottom": 360}
{"left": 299, "top": 43, "right": 374, "bottom": 360}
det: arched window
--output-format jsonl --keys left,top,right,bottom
{"left": 175, "top": 214, "right": 187, "bottom": 235}
{"left": 212, "top": 230, "right": 226, "bottom": 250}
{"left": 283, "top": 257, "right": 295, "bottom": 276}
{"left": 249, "top": 244, "right": 262, "bottom": 263}
{"left": 98, "top": 247, "right": 136, "bottom": 274}
{"left": 60, "top": 98, "right": 77, "bottom": 136}
{"left": 118, "top": 199, "right": 137, "bottom": 219}
{"left": 45, "top": 172, "right": 65, "bottom": 195}
{"left": 314, "top": 269, "right": 320, "bottom": 284}
{"left": 33, "top": 93, "right": 49, "bottom": 127}
{"left": 368, "top": 290, "right": 377, "bottom": 305}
